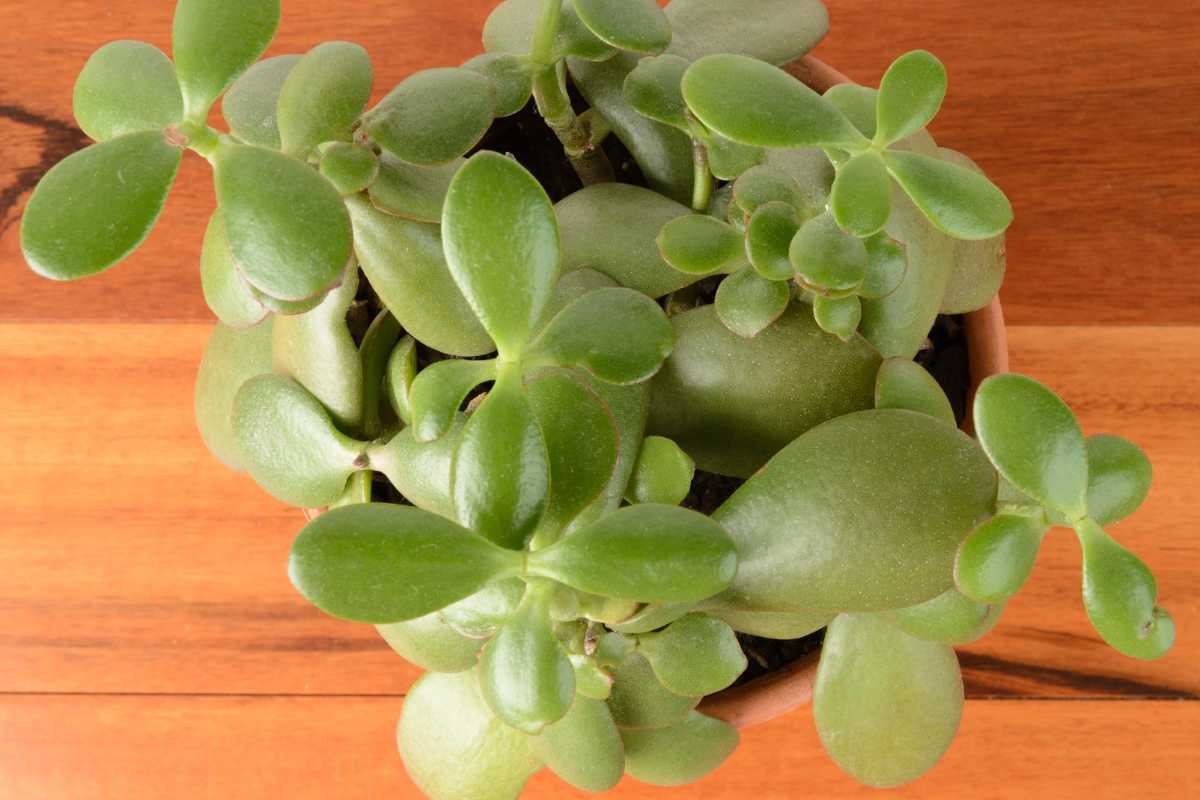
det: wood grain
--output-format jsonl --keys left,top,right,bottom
{"left": 2, "top": 1, "right": 1198, "bottom": 324}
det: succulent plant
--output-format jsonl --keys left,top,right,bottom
{"left": 20, "top": 0, "right": 1173, "bottom": 797}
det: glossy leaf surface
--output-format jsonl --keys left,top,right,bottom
{"left": 859, "top": 231, "right": 908, "bottom": 300}
{"left": 462, "top": 53, "right": 533, "bottom": 117}
{"left": 384, "top": 336, "right": 418, "bottom": 426}
{"left": 441, "top": 579, "right": 524, "bottom": 639}
{"left": 289, "top": 503, "right": 521, "bottom": 623}
{"left": 172, "top": 0, "right": 280, "bottom": 118}
{"left": 623, "top": 54, "right": 690, "bottom": 129}
{"left": 199, "top": 210, "right": 267, "bottom": 329}
{"left": 222, "top": 54, "right": 299, "bottom": 148}
{"left": 21, "top": 132, "right": 180, "bottom": 281}
{"left": 606, "top": 651, "right": 699, "bottom": 729}
{"left": 527, "top": 696, "right": 623, "bottom": 792}
{"left": 875, "top": 358, "right": 955, "bottom": 426}
{"left": 377, "top": 613, "right": 481, "bottom": 673}
{"left": 830, "top": 150, "right": 891, "bottom": 238}
{"left": 365, "top": 68, "right": 494, "bottom": 166}
{"left": 573, "top": 0, "right": 670, "bottom": 54}
{"left": 277, "top": 41, "right": 371, "bottom": 156}
{"left": 657, "top": 214, "right": 743, "bottom": 275}
{"left": 883, "top": 149, "right": 1013, "bottom": 240}
{"left": 621, "top": 712, "right": 738, "bottom": 786}
{"left": 638, "top": 613, "right": 746, "bottom": 696}
{"left": 954, "top": 513, "right": 1045, "bottom": 603}
{"left": 812, "top": 294, "right": 862, "bottom": 341}
{"left": 790, "top": 211, "right": 869, "bottom": 293}
{"left": 875, "top": 50, "right": 947, "bottom": 146}
{"left": 369, "top": 419, "right": 464, "bottom": 518}
{"left": 409, "top": 359, "right": 498, "bottom": 442}
{"left": 1086, "top": 434, "right": 1152, "bottom": 525}
{"left": 745, "top": 201, "right": 801, "bottom": 281}
{"left": 625, "top": 436, "right": 694, "bottom": 507}
{"left": 884, "top": 588, "right": 1004, "bottom": 645}
{"left": 664, "top": 0, "right": 829, "bottom": 65}
{"left": 368, "top": 155, "right": 462, "bottom": 224}
{"left": 73, "top": 41, "right": 182, "bottom": 141}
{"left": 193, "top": 320, "right": 274, "bottom": 471}
{"left": 715, "top": 265, "right": 791, "bottom": 338}
{"left": 705, "top": 135, "right": 765, "bottom": 181}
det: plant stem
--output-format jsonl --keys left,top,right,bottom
{"left": 530, "top": 0, "right": 561, "bottom": 67}
{"left": 691, "top": 138, "right": 714, "bottom": 212}
{"left": 532, "top": 64, "right": 615, "bottom": 186}
{"left": 331, "top": 471, "right": 372, "bottom": 507}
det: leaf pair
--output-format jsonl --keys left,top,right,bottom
{"left": 485, "top": 0, "right": 669, "bottom": 64}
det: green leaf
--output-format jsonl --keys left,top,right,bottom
{"left": 974, "top": 374, "right": 1089, "bottom": 519}
{"left": 664, "top": 0, "right": 829, "bottom": 65}
{"left": 745, "top": 201, "right": 801, "bottom": 281}
{"left": 528, "top": 504, "right": 737, "bottom": 603}
{"left": 276, "top": 41, "right": 372, "bottom": 156}
{"left": 824, "top": 83, "right": 878, "bottom": 139}
{"left": 623, "top": 54, "right": 690, "bottom": 130}
{"left": 214, "top": 143, "right": 351, "bottom": 302}
{"left": 571, "top": 655, "right": 615, "bottom": 700}
{"left": 609, "top": 602, "right": 695, "bottom": 635}
{"left": 657, "top": 214, "right": 743, "bottom": 275}
{"left": 1076, "top": 518, "right": 1174, "bottom": 660}
{"left": 733, "top": 166, "right": 803, "bottom": 218}
{"left": 874, "top": 357, "right": 955, "bottom": 426}
{"left": 606, "top": 651, "right": 699, "bottom": 729}
{"left": 364, "top": 67, "right": 494, "bottom": 166}
{"left": 815, "top": 613, "right": 963, "bottom": 788}
{"left": 290, "top": 503, "right": 521, "bottom": 623}
{"left": 199, "top": 210, "right": 267, "bottom": 329}
{"left": 194, "top": 320, "right": 274, "bottom": 471}
{"left": 954, "top": 513, "right": 1046, "bottom": 603}
{"left": 172, "top": 0, "right": 280, "bottom": 119}
{"left": 346, "top": 197, "right": 494, "bottom": 356}
{"left": 369, "top": 419, "right": 464, "bottom": 518}
{"left": 712, "top": 409, "right": 996, "bottom": 611}
{"left": 573, "top": 0, "right": 670, "bottom": 54}
{"left": 858, "top": 231, "right": 908, "bottom": 300}
{"left": 223, "top": 54, "right": 300, "bottom": 149}
{"left": 479, "top": 585, "right": 574, "bottom": 733}
{"left": 21, "top": 132, "right": 181, "bottom": 281}
{"left": 231, "top": 374, "right": 363, "bottom": 507}
{"left": 1086, "top": 434, "right": 1152, "bottom": 525}
{"left": 441, "top": 579, "right": 525, "bottom": 639}
{"left": 706, "top": 607, "right": 833, "bottom": 639}
{"left": 883, "top": 588, "right": 1004, "bottom": 645}
{"left": 443, "top": 152, "right": 560, "bottom": 360}
{"left": 463, "top": 53, "right": 534, "bottom": 117}
{"left": 527, "top": 287, "right": 675, "bottom": 384}
{"left": 318, "top": 142, "right": 379, "bottom": 196}
{"left": 377, "top": 613, "right": 482, "bottom": 673}
{"left": 830, "top": 150, "right": 891, "bottom": 238}
{"left": 681, "top": 54, "right": 864, "bottom": 149}
{"left": 876, "top": 50, "right": 947, "bottom": 146}
{"left": 527, "top": 697, "right": 623, "bottom": 793}
{"left": 882, "top": 149, "right": 1013, "bottom": 240}
{"left": 937, "top": 148, "right": 1007, "bottom": 313}
{"left": 384, "top": 336, "right": 418, "bottom": 426}
{"left": 409, "top": 359, "right": 498, "bottom": 443}
{"left": 812, "top": 294, "right": 862, "bottom": 342}
{"left": 625, "top": 436, "right": 695, "bottom": 506}
{"left": 452, "top": 369, "right": 550, "bottom": 549}
{"left": 790, "top": 211, "right": 869, "bottom": 293}
{"left": 637, "top": 613, "right": 746, "bottom": 696}
{"left": 715, "top": 265, "right": 791, "bottom": 338}
{"left": 705, "top": 135, "right": 764, "bottom": 181}
{"left": 73, "top": 41, "right": 182, "bottom": 141}
{"left": 484, "top": 0, "right": 616, "bottom": 62}
{"left": 398, "top": 670, "right": 542, "bottom": 800}
{"left": 368, "top": 154, "right": 463, "bottom": 224}
{"left": 621, "top": 712, "right": 738, "bottom": 786}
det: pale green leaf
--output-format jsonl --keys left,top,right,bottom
{"left": 73, "top": 40, "right": 182, "bottom": 141}
{"left": 173, "top": 0, "right": 280, "bottom": 118}
{"left": 277, "top": 41, "right": 372, "bottom": 156}
{"left": 365, "top": 67, "right": 494, "bottom": 166}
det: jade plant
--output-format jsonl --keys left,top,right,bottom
{"left": 21, "top": 0, "right": 1174, "bottom": 796}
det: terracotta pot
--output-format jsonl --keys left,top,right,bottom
{"left": 696, "top": 56, "right": 1010, "bottom": 730}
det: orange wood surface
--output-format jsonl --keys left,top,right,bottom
{"left": 1, "top": 1, "right": 1198, "bottom": 797}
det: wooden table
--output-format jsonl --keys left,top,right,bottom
{"left": 1, "top": 2, "right": 1196, "bottom": 797}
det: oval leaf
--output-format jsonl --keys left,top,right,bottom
{"left": 527, "top": 695, "right": 623, "bottom": 793}
{"left": 573, "top": 0, "right": 670, "bottom": 54}
{"left": 707, "top": 607, "right": 833, "bottom": 639}
{"left": 745, "top": 201, "right": 801, "bottom": 281}
{"left": 1086, "top": 434, "right": 1153, "bottom": 526}
{"left": 637, "top": 613, "right": 746, "bottom": 696}
{"left": 790, "top": 211, "right": 869, "bottom": 293}
{"left": 705, "top": 134, "right": 764, "bottom": 181}
{"left": 937, "top": 148, "right": 1007, "bottom": 312}
{"left": 365, "top": 67, "right": 494, "bottom": 166}
{"left": 194, "top": 320, "right": 274, "bottom": 471}
{"left": 625, "top": 436, "right": 695, "bottom": 507}
{"left": 277, "top": 41, "right": 372, "bottom": 156}
{"left": 830, "top": 150, "right": 891, "bottom": 238}
{"left": 715, "top": 265, "right": 791, "bottom": 338}
{"left": 883, "top": 588, "right": 1004, "bottom": 645}
{"left": 368, "top": 154, "right": 462, "bottom": 223}
{"left": 624, "top": 54, "right": 690, "bottom": 130}
{"left": 875, "top": 357, "right": 955, "bottom": 426}
{"left": 954, "top": 513, "right": 1046, "bottom": 603}
{"left": 223, "top": 54, "right": 300, "bottom": 149}
{"left": 607, "top": 650, "right": 699, "bottom": 729}
{"left": 859, "top": 231, "right": 909, "bottom": 300}
{"left": 409, "top": 359, "right": 498, "bottom": 443}
{"left": 199, "top": 210, "right": 268, "bottom": 328}
{"left": 875, "top": 50, "right": 947, "bottom": 146}
{"left": 882, "top": 149, "right": 1013, "bottom": 240}
{"left": 369, "top": 419, "right": 464, "bottom": 518}
{"left": 621, "top": 711, "right": 738, "bottom": 786}
{"left": 318, "top": 142, "right": 379, "bottom": 196}
{"left": 463, "top": 53, "right": 534, "bottom": 118}
{"left": 172, "top": 0, "right": 280, "bottom": 119}
{"left": 73, "top": 40, "right": 182, "bottom": 141}
{"left": 664, "top": 0, "right": 829, "bottom": 65}
{"left": 732, "top": 165, "right": 804, "bottom": 217}
{"left": 483, "top": 0, "right": 616, "bottom": 62}
{"left": 377, "top": 613, "right": 481, "bottom": 673}
{"left": 657, "top": 214, "right": 743, "bottom": 275}
{"left": 812, "top": 294, "right": 862, "bottom": 342}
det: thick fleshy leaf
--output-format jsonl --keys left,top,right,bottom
{"left": 573, "top": 0, "right": 670, "bottom": 54}
{"left": 954, "top": 513, "right": 1045, "bottom": 603}
{"left": 876, "top": 50, "right": 947, "bottom": 146}
{"left": 664, "top": 0, "right": 829, "bottom": 65}
{"left": 1075, "top": 518, "right": 1174, "bottom": 660}
{"left": 624, "top": 436, "right": 694, "bottom": 506}
{"left": 223, "top": 54, "right": 300, "bottom": 149}
{"left": 73, "top": 41, "right": 182, "bottom": 141}
{"left": 214, "top": 143, "right": 351, "bottom": 301}
{"left": 937, "top": 148, "right": 1007, "bottom": 313}
{"left": 706, "top": 607, "right": 833, "bottom": 639}
{"left": 369, "top": 154, "right": 463, "bottom": 224}
{"left": 648, "top": 304, "right": 880, "bottom": 478}
{"left": 609, "top": 602, "right": 695, "bottom": 635}
{"left": 443, "top": 152, "right": 560, "bottom": 359}
{"left": 377, "top": 613, "right": 481, "bottom": 673}
{"left": 732, "top": 165, "right": 804, "bottom": 217}
{"left": 974, "top": 374, "right": 1089, "bottom": 519}
{"left": 369, "top": 418, "right": 464, "bottom": 518}
{"left": 745, "top": 201, "right": 801, "bottom": 281}
{"left": 883, "top": 588, "right": 1004, "bottom": 645}
{"left": 571, "top": 654, "right": 615, "bottom": 700}
{"left": 858, "top": 231, "right": 908, "bottom": 300}
{"left": 484, "top": 0, "right": 616, "bottom": 62}
{"left": 824, "top": 83, "right": 878, "bottom": 139}
{"left": 21, "top": 132, "right": 181, "bottom": 281}
{"left": 527, "top": 371, "right": 619, "bottom": 537}
{"left": 875, "top": 357, "right": 955, "bottom": 426}
{"left": 621, "top": 712, "right": 738, "bottom": 786}
{"left": 657, "top": 214, "right": 743, "bottom": 275}
{"left": 527, "top": 695, "right": 623, "bottom": 792}
{"left": 1086, "top": 434, "right": 1152, "bottom": 526}
{"left": 536, "top": 268, "right": 619, "bottom": 329}
{"left": 452, "top": 369, "right": 550, "bottom": 549}
{"left": 290, "top": 503, "right": 521, "bottom": 623}
{"left": 681, "top": 54, "right": 864, "bottom": 149}
{"left": 398, "top": 670, "right": 542, "bottom": 800}
{"left": 830, "top": 150, "right": 891, "bottom": 238}
{"left": 347, "top": 197, "right": 494, "bottom": 356}
{"left": 318, "top": 142, "right": 379, "bottom": 196}
{"left": 529, "top": 504, "right": 737, "bottom": 603}
{"left": 364, "top": 68, "right": 494, "bottom": 166}
{"left": 715, "top": 265, "right": 791, "bottom": 338}
{"left": 172, "top": 0, "right": 280, "bottom": 118}
{"left": 705, "top": 135, "right": 764, "bottom": 181}
{"left": 812, "top": 294, "right": 862, "bottom": 342}
{"left": 441, "top": 579, "right": 525, "bottom": 639}
{"left": 527, "top": 287, "right": 674, "bottom": 384}
{"left": 231, "top": 374, "right": 363, "bottom": 506}
{"left": 409, "top": 359, "right": 498, "bottom": 442}
{"left": 463, "top": 53, "right": 534, "bottom": 117}
{"left": 607, "top": 651, "right": 699, "bottom": 729}
{"left": 479, "top": 585, "right": 575, "bottom": 733}
{"left": 358, "top": 310, "right": 403, "bottom": 439}
{"left": 384, "top": 336, "right": 418, "bottom": 426}
{"left": 790, "top": 211, "right": 869, "bottom": 293}
{"left": 194, "top": 320, "right": 274, "bottom": 471}
{"left": 815, "top": 613, "right": 963, "bottom": 788}
{"left": 623, "top": 54, "right": 689, "bottom": 130}
{"left": 637, "top": 613, "right": 746, "bottom": 696}
{"left": 883, "top": 149, "right": 1013, "bottom": 240}
{"left": 277, "top": 41, "right": 372, "bottom": 156}
{"left": 712, "top": 409, "right": 996, "bottom": 611}
{"left": 199, "top": 210, "right": 267, "bottom": 328}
